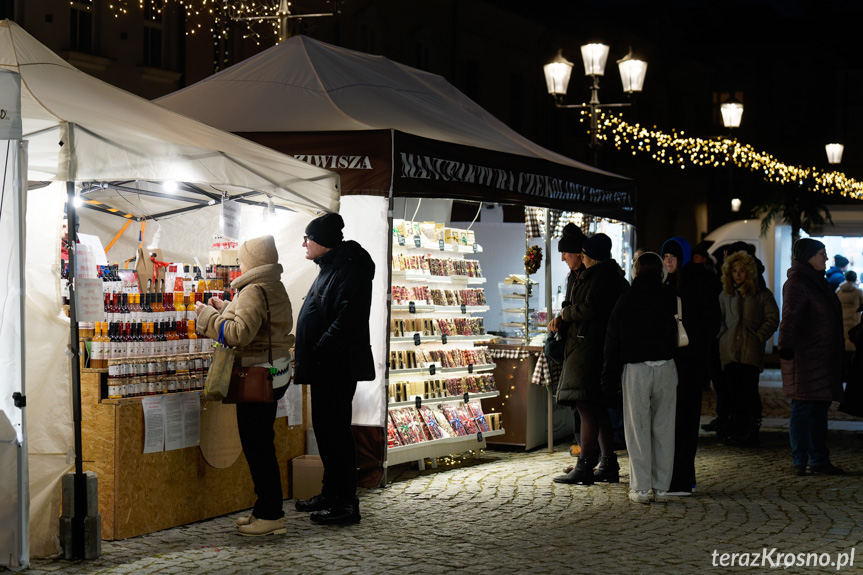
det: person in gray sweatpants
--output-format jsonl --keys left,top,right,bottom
{"left": 602, "top": 252, "right": 679, "bottom": 503}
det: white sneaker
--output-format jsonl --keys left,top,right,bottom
{"left": 653, "top": 490, "right": 669, "bottom": 503}
{"left": 665, "top": 490, "right": 692, "bottom": 497}
{"left": 629, "top": 490, "right": 649, "bottom": 504}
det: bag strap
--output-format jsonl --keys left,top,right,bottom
{"left": 218, "top": 321, "right": 227, "bottom": 345}
{"left": 257, "top": 286, "right": 273, "bottom": 366}
{"left": 676, "top": 296, "right": 683, "bottom": 319}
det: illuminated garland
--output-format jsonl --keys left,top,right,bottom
{"left": 588, "top": 110, "right": 863, "bottom": 200}
{"left": 104, "top": 1, "right": 289, "bottom": 45}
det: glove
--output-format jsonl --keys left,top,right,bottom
{"left": 779, "top": 347, "right": 794, "bottom": 360}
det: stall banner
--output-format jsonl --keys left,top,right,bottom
{"left": 0, "top": 70, "right": 22, "bottom": 140}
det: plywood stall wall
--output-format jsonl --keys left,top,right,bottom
{"left": 80, "top": 366, "right": 305, "bottom": 540}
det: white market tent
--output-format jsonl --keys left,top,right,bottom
{"left": 0, "top": 19, "right": 339, "bottom": 568}
{"left": 156, "top": 35, "right": 638, "bottom": 484}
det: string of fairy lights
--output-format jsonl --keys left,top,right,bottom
{"left": 103, "top": 0, "right": 291, "bottom": 44}
{"left": 582, "top": 110, "right": 863, "bottom": 201}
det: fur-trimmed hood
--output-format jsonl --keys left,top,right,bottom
{"left": 722, "top": 250, "right": 757, "bottom": 296}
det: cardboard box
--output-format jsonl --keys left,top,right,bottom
{"left": 209, "top": 249, "right": 239, "bottom": 266}
{"left": 290, "top": 455, "right": 324, "bottom": 500}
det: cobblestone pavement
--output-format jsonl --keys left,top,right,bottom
{"left": 19, "top": 371, "right": 863, "bottom": 575}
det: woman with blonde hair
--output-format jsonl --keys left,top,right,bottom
{"left": 717, "top": 250, "right": 779, "bottom": 447}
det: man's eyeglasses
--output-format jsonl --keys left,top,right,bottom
{"left": 303, "top": 235, "right": 309, "bottom": 244}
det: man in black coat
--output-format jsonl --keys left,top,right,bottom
{"left": 293, "top": 213, "right": 375, "bottom": 525}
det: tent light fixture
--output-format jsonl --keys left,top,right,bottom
{"left": 162, "top": 180, "right": 178, "bottom": 193}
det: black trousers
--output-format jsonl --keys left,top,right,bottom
{"left": 669, "top": 358, "right": 704, "bottom": 493}
{"left": 311, "top": 379, "right": 358, "bottom": 502}
{"left": 236, "top": 384, "right": 289, "bottom": 520}
{"left": 725, "top": 362, "right": 762, "bottom": 428}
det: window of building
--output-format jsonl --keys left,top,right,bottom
{"left": 143, "top": 0, "right": 164, "bottom": 67}
{"left": 70, "top": 0, "right": 94, "bottom": 54}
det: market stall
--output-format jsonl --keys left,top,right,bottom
{"left": 156, "top": 36, "right": 637, "bottom": 476}
{"left": 0, "top": 19, "right": 339, "bottom": 567}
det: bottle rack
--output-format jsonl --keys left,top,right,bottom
{"left": 387, "top": 220, "right": 504, "bottom": 471}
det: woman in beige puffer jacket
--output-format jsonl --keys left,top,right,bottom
{"left": 717, "top": 251, "right": 779, "bottom": 446}
{"left": 836, "top": 271, "right": 863, "bottom": 380}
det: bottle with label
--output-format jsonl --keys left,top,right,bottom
{"left": 107, "top": 364, "right": 122, "bottom": 399}
{"left": 90, "top": 322, "right": 104, "bottom": 369}
{"left": 187, "top": 319, "right": 198, "bottom": 354}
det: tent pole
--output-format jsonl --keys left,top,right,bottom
{"left": 66, "top": 179, "right": 86, "bottom": 559}
{"left": 544, "top": 209, "right": 554, "bottom": 454}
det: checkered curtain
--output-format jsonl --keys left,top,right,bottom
{"left": 524, "top": 208, "right": 594, "bottom": 240}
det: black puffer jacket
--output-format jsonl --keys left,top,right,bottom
{"left": 556, "top": 259, "right": 629, "bottom": 406}
{"left": 602, "top": 276, "right": 678, "bottom": 394}
{"left": 294, "top": 240, "right": 375, "bottom": 384}
{"left": 666, "top": 261, "right": 721, "bottom": 362}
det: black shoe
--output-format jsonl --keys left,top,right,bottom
{"left": 810, "top": 463, "right": 844, "bottom": 475}
{"left": 310, "top": 501, "right": 361, "bottom": 525}
{"left": 295, "top": 494, "right": 334, "bottom": 512}
{"left": 554, "top": 456, "right": 595, "bottom": 485}
{"left": 701, "top": 417, "right": 727, "bottom": 433}
{"left": 791, "top": 465, "right": 807, "bottom": 476}
{"left": 593, "top": 454, "right": 620, "bottom": 483}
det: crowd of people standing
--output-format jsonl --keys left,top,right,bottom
{"left": 548, "top": 228, "right": 851, "bottom": 504}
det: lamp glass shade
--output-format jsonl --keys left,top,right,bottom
{"left": 720, "top": 101, "right": 744, "bottom": 128}
{"left": 618, "top": 58, "right": 647, "bottom": 93}
{"left": 731, "top": 198, "right": 742, "bottom": 213}
{"left": 825, "top": 143, "right": 844, "bottom": 164}
{"left": 543, "top": 60, "right": 573, "bottom": 96}
{"left": 580, "top": 43, "right": 609, "bottom": 76}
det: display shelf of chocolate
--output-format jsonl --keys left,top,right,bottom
{"left": 387, "top": 391, "right": 499, "bottom": 409}
{"left": 389, "top": 363, "right": 495, "bottom": 376}
{"left": 387, "top": 372, "right": 498, "bottom": 404}
{"left": 385, "top": 400, "right": 505, "bottom": 468}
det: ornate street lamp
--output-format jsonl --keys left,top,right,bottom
{"left": 544, "top": 44, "right": 647, "bottom": 166}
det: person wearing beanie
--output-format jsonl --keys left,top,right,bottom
{"left": 294, "top": 212, "right": 376, "bottom": 525}
{"left": 779, "top": 239, "right": 844, "bottom": 475}
{"left": 549, "top": 223, "right": 589, "bottom": 458}
{"left": 660, "top": 235, "right": 721, "bottom": 496}
{"left": 195, "top": 235, "right": 295, "bottom": 536}
{"left": 554, "top": 233, "right": 628, "bottom": 486}
{"left": 826, "top": 253, "right": 850, "bottom": 289}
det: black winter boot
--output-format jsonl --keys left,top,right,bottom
{"left": 726, "top": 417, "right": 761, "bottom": 447}
{"left": 593, "top": 454, "right": 620, "bottom": 483}
{"left": 554, "top": 456, "right": 596, "bottom": 485}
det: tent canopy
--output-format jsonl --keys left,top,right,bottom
{"left": 156, "top": 36, "right": 636, "bottom": 223}
{"left": 0, "top": 20, "right": 340, "bottom": 216}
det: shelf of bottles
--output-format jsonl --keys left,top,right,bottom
{"left": 387, "top": 219, "right": 503, "bottom": 463}
{"left": 80, "top": 263, "right": 237, "bottom": 402}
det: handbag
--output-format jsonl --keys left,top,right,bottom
{"left": 202, "top": 322, "right": 235, "bottom": 401}
{"left": 675, "top": 296, "right": 689, "bottom": 348}
{"left": 544, "top": 328, "right": 566, "bottom": 366}
{"left": 224, "top": 286, "right": 275, "bottom": 404}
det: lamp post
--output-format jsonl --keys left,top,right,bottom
{"left": 544, "top": 45, "right": 647, "bottom": 166}
{"left": 720, "top": 96, "right": 744, "bottom": 213}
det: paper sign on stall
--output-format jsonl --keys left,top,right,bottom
{"left": 183, "top": 394, "right": 201, "bottom": 448}
{"left": 142, "top": 396, "right": 165, "bottom": 453}
{"left": 220, "top": 199, "right": 241, "bottom": 240}
{"left": 163, "top": 394, "right": 185, "bottom": 451}
{"left": 278, "top": 384, "right": 303, "bottom": 425}
{"left": 76, "top": 234, "right": 108, "bottom": 270}
{"left": 75, "top": 278, "right": 106, "bottom": 322}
